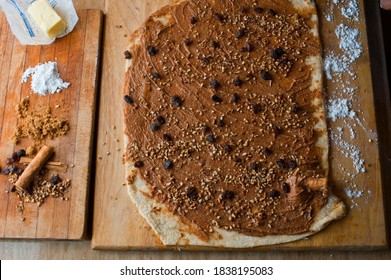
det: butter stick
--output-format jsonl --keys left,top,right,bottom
{"left": 27, "top": 0, "right": 67, "bottom": 39}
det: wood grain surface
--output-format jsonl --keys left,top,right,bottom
{"left": 91, "top": 0, "right": 387, "bottom": 250}
{"left": 0, "top": 10, "right": 103, "bottom": 240}
{"left": 1, "top": 0, "right": 390, "bottom": 260}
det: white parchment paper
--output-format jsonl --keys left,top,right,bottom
{"left": 0, "top": 0, "right": 78, "bottom": 45}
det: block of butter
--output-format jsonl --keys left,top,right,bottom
{"left": 27, "top": 0, "right": 67, "bottom": 39}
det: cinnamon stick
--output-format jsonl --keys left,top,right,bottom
{"left": 19, "top": 157, "right": 68, "bottom": 172}
{"left": 14, "top": 145, "right": 54, "bottom": 192}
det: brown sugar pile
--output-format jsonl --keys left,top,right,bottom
{"left": 13, "top": 97, "right": 70, "bottom": 154}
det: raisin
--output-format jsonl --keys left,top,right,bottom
{"left": 221, "top": 190, "right": 235, "bottom": 200}
{"left": 156, "top": 115, "right": 165, "bottom": 125}
{"left": 210, "top": 79, "right": 221, "bottom": 89}
{"left": 186, "top": 187, "right": 198, "bottom": 200}
{"left": 291, "top": 103, "right": 300, "bottom": 113}
{"left": 205, "top": 134, "right": 216, "bottom": 143}
{"left": 273, "top": 125, "right": 282, "bottom": 135}
{"left": 184, "top": 38, "right": 192, "bottom": 46}
{"left": 231, "top": 93, "right": 240, "bottom": 103}
{"left": 11, "top": 152, "right": 19, "bottom": 161}
{"left": 212, "top": 95, "right": 223, "bottom": 103}
{"left": 1, "top": 168, "right": 10, "bottom": 175}
{"left": 199, "top": 56, "right": 210, "bottom": 64}
{"left": 124, "top": 95, "right": 134, "bottom": 104}
{"left": 216, "top": 118, "right": 225, "bottom": 127}
{"left": 251, "top": 103, "right": 262, "bottom": 114}
{"left": 202, "top": 125, "right": 211, "bottom": 133}
{"left": 271, "top": 47, "right": 284, "bottom": 59}
{"left": 172, "top": 95, "right": 183, "bottom": 107}
{"left": 282, "top": 183, "right": 291, "bottom": 193}
{"left": 244, "top": 42, "right": 253, "bottom": 52}
{"left": 163, "top": 160, "right": 174, "bottom": 170}
{"left": 233, "top": 77, "right": 243, "bottom": 87}
{"left": 16, "top": 168, "right": 24, "bottom": 176}
{"left": 152, "top": 72, "right": 161, "bottom": 79}
{"left": 288, "top": 160, "right": 297, "bottom": 169}
{"left": 134, "top": 161, "right": 144, "bottom": 168}
{"left": 261, "top": 70, "right": 272, "bottom": 81}
{"left": 16, "top": 149, "right": 26, "bottom": 158}
{"left": 9, "top": 165, "right": 17, "bottom": 174}
{"left": 235, "top": 28, "right": 245, "bottom": 39}
{"left": 263, "top": 147, "right": 273, "bottom": 156}
{"left": 250, "top": 162, "right": 260, "bottom": 172}
{"left": 254, "top": 7, "right": 263, "bottom": 14}
{"left": 163, "top": 134, "right": 173, "bottom": 141}
{"left": 211, "top": 41, "right": 220, "bottom": 49}
{"left": 150, "top": 123, "right": 160, "bottom": 132}
{"left": 223, "top": 144, "right": 233, "bottom": 153}
{"left": 239, "top": 6, "right": 248, "bottom": 13}
{"left": 190, "top": 16, "right": 198, "bottom": 24}
{"left": 276, "top": 159, "right": 286, "bottom": 169}
{"left": 50, "top": 175, "right": 62, "bottom": 185}
{"left": 268, "top": 9, "right": 277, "bottom": 16}
{"left": 5, "top": 158, "right": 13, "bottom": 165}
{"left": 269, "top": 189, "right": 280, "bottom": 198}
{"left": 124, "top": 50, "right": 132, "bottom": 59}
{"left": 234, "top": 156, "right": 242, "bottom": 163}
{"left": 147, "top": 45, "right": 158, "bottom": 56}
{"left": 213, "top": 12, "right": 225, "bottom": 22}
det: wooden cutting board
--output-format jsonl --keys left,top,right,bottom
{"left": 92, "top": 0, "right": 387, "bottom": 250}
{"left": 0, "top": 10, "right": 103, "bottom": 240}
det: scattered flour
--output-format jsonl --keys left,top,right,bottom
{"left": 324, "top": 24, "right": 362, "bottom": 80}
{"left": 341, "top": 0, "right": 360, "bottom": 21}
{"left": 323, "top": 0, "right": 371, "bottom": 209}
{"left": 330, "top": 129, "right": 366, "bottom": 174}
{"left": 327, "top": 98, "right": 356, "bottom": 122}
{"left": 325, "top": 0, "right": 360, "bottom": 22}
{"left": 21, "top": 62, "right": 70, "bottom": 95}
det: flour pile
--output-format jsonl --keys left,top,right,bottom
{"left": 21, "top": 62, "right": 70, "bottom": 95}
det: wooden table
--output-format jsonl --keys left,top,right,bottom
{"left": 1, "top": 0, "right": 390, "bottom": 259}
